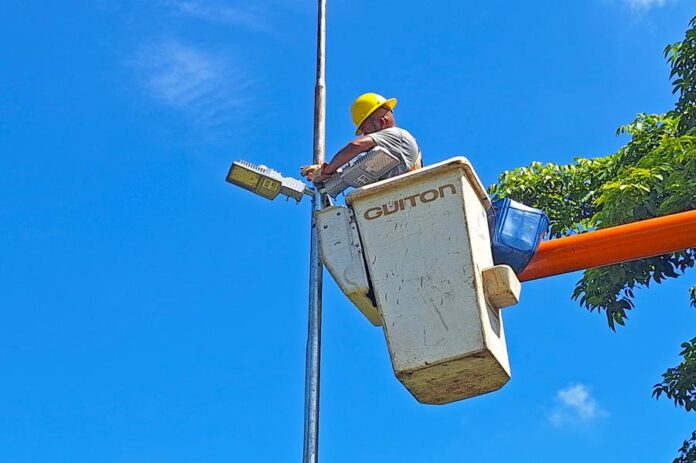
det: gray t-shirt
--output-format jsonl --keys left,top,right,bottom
{"left": 368, "top": 127, "right": 421, "bottom": 179}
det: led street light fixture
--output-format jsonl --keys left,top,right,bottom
{"left": 322, "top": 146, "right": 400, "bottom": 198}
{"left": 226, "top": 160, "right": 314, "bottom": 202}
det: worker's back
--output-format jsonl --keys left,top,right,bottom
{"left": 368, "top": 126, "right": 422, "bottom": 179}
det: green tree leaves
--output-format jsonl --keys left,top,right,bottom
{"left": 672, "top": 431, "right": 696, "bottom": 463}
{"left": 489, "top": 114, "right": 696, "bottom": 328}
{"left": 653, "top": 338, "right": 696, "bottom": 411}
{"left": 666, "top": 16, "right": 696, "bottom": 132}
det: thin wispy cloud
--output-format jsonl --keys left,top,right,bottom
{"left": 131, "top": 40, "right": 255, "bottom": 129}
{"left": 621, "top": 0, "right": 674, "bottom": 11}
{"left": 164, "top": 0, "right": 272, "bottom": 33}
{"left": 548, "top": 384, "right": 607, "bottom": 427}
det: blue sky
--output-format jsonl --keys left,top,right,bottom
{"left": 1, "top": 1, "right": 694, "bottom": 462}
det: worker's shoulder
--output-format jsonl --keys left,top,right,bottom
{"left": 374, "top": 126, "right": 418, "bottom": 142}
{"left": 383, "top": 126, "right": 414, "bottom": 136}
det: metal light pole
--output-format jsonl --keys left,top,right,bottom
{"left": 303, "top": 0, "right": 326, "bottom": 461}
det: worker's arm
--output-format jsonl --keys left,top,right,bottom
{"left": 306, "top": 136, "right": 377, "bottom": 184}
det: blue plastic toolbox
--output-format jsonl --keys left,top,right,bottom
{"left": 487, "top": 198, "right": 550, "bottom": 274}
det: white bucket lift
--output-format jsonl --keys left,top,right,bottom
{"left": 316, "top": 157, "right": 521, "bottom": 404}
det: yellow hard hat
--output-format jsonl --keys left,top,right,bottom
{"left": 350, "top": 92, "right": 398, "bottom": 135}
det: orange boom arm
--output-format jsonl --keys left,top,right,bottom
{"left": 518, "top": 209, "right": 696, "bottom": 282}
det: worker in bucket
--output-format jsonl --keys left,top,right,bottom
{"left": 300, "top": 92, "right": 422, "bottom": 184}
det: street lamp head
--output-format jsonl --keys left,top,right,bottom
{"left": 226, "top": 160, "right": 313, "bottom": 203}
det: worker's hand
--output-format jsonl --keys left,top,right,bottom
{"left": 300, "top": 164, "right": 322, "bottom": 180}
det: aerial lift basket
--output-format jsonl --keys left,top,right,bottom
{"left": 318, "top": 157, "right": 518, "bottom": 404}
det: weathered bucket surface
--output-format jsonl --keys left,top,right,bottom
{"left": 346, "top": 157, "right": 510, "bottom": 404}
